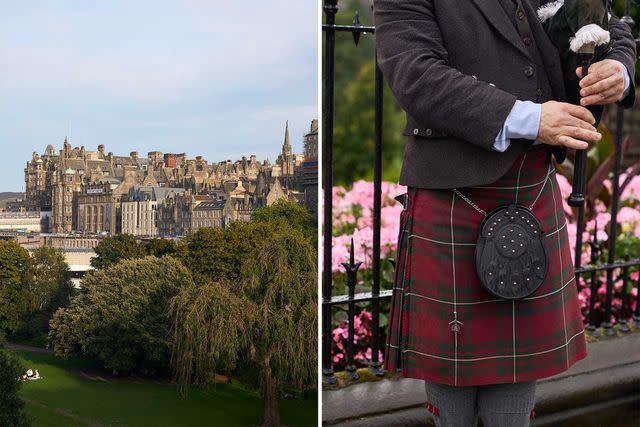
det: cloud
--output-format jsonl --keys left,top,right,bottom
{"left": 0, "top": 0, "right": 318, "bottom": 191}
{"left": 0, "top": 1, "right": 318, "bottom": 104}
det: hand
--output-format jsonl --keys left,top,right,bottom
{"left": 538, "top": 101, "right": 601, "bottom": 150}
{"left": 576, "top": 59, "right": 627, "bottom": 106}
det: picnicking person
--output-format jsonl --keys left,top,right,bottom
{"left": 21, "top": 368, "right": 41, "bottom": 381}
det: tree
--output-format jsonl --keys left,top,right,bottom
{"left": 0, "top": 241, "right": 29, "bottom": 333}
{"left": 90, "top": 234, "right": 147, "bottom": 270}
{"left": 146, "top": 238, "right": 177, "bottom": 258}
{"left": 327, "top": 1, "right": 407, "bottom": 186}
{"left": 170, "top": 231, "right": 317, "bottom": 427}
{"left": 170, "top": 281, "right": 252, "bottom": 393}
{"left": 252, "top": 199, "right": 317, "bottom": 244}
{"left": 333, "top": 61, "right": 406, "bottom": 185}
{"left": 18, "top": 247, "right": 73, "bottom": 339}
{"left": 22, "top": 247, "right": 70, "bottom": 313}
{"left": 0, "top": 345, "right": 29, "bottom": 427}
{"left": 49, "top": 256, "right": 194, "bottom": 376}
{"left": 242, "top": 233, "right": 317, "bottom": 426}
{"left": 177, "top": 221, "right": 282, "bottom": 284}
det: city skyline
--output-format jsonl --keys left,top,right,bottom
{"left": 0, "top": 1, "right": 318, "bottom": 191}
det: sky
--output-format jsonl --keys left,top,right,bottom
{"left": 0, "top": 1, "right": 318, "bottom": 192}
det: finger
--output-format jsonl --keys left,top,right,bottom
{"left": 565, "top": 116, "right": 597, "bottom": 132}
{"left": 565, "top": 126, "right": 602, "bottom": 142}
{"left": 581, "top": 89, "right": 621, "bottom": 106}
{"left": 557, "top": 135, "right": 589, "bottom": 150}
{"left": 580, "top": 73, "right": 622, "bottom": 97}
{"left": 579, "top": 65, "right": 617, "bottom": 88}
{"left": 565, "top": 104, "right": 596, "bottom": 124}
{"left": 575, "top": 60, "right": 610, "bottom": 77}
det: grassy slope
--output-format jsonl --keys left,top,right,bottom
{"left": 17, "top": 350, "right": 317, "bottom": 427}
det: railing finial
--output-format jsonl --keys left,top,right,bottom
{"left": 352, "top": 11, "right": 362, "bottom": 46}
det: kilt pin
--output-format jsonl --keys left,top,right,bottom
{"left": 385, "top": 144, "right": 588, "bottom": 386}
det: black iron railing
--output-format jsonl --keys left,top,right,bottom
{"left": 322, "top": 0, "right": 640, "bottom": 385}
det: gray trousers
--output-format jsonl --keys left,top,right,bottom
{"left": 424, "top": 380, "right": 536, "bottom": 427}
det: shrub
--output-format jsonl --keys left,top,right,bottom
{"left": 0, "top": 345, "right": 29, "bottom": 427}
{"left": 49, "top": 256, "right": 194, "bottom": 376}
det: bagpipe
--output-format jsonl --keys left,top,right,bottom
{"left": 537, "top": 0, "right": 611, "bottom": 207}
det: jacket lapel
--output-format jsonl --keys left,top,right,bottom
{"left": 470, "top": 0, "right": 531, "bottom": 59}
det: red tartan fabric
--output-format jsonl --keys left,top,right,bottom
{"left": 385, "top": 144, "right": 587, "bottom": 386}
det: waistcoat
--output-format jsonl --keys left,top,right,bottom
{"left": 499, "top": 0, "right": 555, "bottom": 104}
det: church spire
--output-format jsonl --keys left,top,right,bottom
{"left": 283, "top": 121, "right": 292, "bottom": 156}
{"left": 63, "top": 136, "right": 71, "bottom": 156}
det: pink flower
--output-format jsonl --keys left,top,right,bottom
{"left": 617, "top": 207, "right": 640, "bottom": 224}
{"left": 360, "top": 309, "right": 373, "bottom": 321}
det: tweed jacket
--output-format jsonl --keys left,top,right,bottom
{"left": 374, "top": 0, "right": 636, "bottom": 189}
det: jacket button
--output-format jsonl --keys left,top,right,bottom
{"left": 425, "top": 129, "right": 433, "bottom": 136}
{"left": 536, "top": 88, "right": 543, "bottom": 97}
{"left": 524, "top": 66, "right": 534, "bottom": 77}
{"left": 413, "top": 128, "right": 419, "bottom": 135}
{"left": 523, "top": 37, "right": 532, "bottom": 46}
{"left": 517, "top": 10, "right": 525, "bottom": 20}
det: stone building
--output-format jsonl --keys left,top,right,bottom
{"left": 192, "top": 200, "right": 226, "bottom": 230}
{"left": 0, "top": 212, "right": 41, "bottom": 233}
{"left": 25, "top": 120, "right": 315, "bottom": 236}
{"left": 301, "top": 119, "right": 319, "bottom": 214}
{"left": 121, "top": 186, "right": 185, "bottom": 236}
{"left": 24, "top": 144, "right": 58, "bottom": 212}
{"left": 75, "top": 175, "right": 133, "bottom": 235}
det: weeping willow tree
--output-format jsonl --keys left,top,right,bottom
{"left": 170, "top": 230, "right": 317, "bottom": 427}
{"left": 241, "top": 232, "right": 318, "bottom": 427}
{"left": 169, "top": 280, "right": 253, "bottom": 393}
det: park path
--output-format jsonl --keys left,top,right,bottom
{"left": 6, "top": 342, "right": 53, "bottom": 354}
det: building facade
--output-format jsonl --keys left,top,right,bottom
{"left": 0, "top": 212, "right": 41, "bottom": 233}
{"left": 24, "top": 120, "right": 316, "bottom": 236}
{"left": 301, "top": 119, "right": 319, "bottom": 215}
{"left": 121, "top": 186, "right": 185, "bottom": 236}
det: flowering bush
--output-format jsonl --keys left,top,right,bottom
{"left": 558, "top": 169, "right": 640, "bottom": 265}
{"left": 331, "top": 309, "right": 383, "bottom": 371}
{"left": 557, "top": 168, "right": 640, "bottom": 327}
{"left": 330, "top": 180, "right": 406, "bottom": 274}
{"left": 330, "top": 170, "right": 640, "bottom": 370}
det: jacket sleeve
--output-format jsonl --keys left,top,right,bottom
{"left": 373, "top": 0, "right": 518, "bottom": 151}
{"left": 606, "top": 13, "right": 637, "bottom": 108}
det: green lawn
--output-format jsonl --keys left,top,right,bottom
{"left": 15, "top": 350, "right": 317, "bottom": 427}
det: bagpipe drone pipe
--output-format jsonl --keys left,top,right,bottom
{"left": 537, "top": 0, "right": 611, "bottom": 207}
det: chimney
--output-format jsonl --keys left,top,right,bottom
{"left": 123, "top": 165, "right": 137, "bottom": 182}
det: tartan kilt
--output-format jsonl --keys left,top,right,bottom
{"left": 385, "top": 144, "right": 588, "bottom": 386}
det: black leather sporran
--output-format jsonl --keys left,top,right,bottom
{"left": 474, "top": 204, "right": 548, "bottom": 300}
